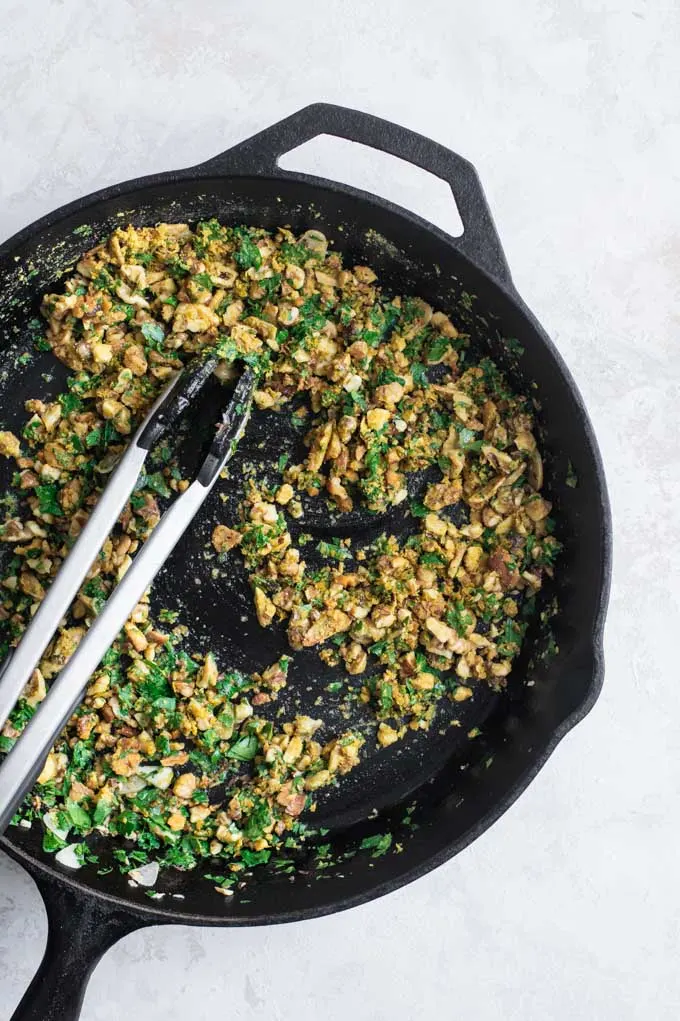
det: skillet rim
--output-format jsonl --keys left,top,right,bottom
{"left": 0, "top": 157, "right": 612, "bottom": 926}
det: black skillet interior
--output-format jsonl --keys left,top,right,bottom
{"left": 0, "top": 106, "right": 611, "bottom": 940}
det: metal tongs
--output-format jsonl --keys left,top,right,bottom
{"left": 0, "top": 358, "right": 255, "bottom": 831}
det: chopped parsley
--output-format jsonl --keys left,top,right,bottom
{"left": 234, "top": 232, "right": 262, "bottom": 271}
{"left": 141, "top": 322, "right": 165, "bottom": 347}
{"left": 35, "top": 484, "right": 63, "bottom": 516}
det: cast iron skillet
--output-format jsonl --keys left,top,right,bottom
{"left": 0, "top": 104, "right": 612, "bottom": 1021}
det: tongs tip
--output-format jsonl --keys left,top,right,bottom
{"left": 196, "top": 365, "right": 256, "bottom": 487}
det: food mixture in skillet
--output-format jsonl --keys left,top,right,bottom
{"left": 0, "top": 222, "right": 560, "bottom": 893}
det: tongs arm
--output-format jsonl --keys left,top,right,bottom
{"left": 0, "top": 364, "right": 254, "bottom": 832}
{"left": 0, "top": 357, "right": 216, "bottom": 733}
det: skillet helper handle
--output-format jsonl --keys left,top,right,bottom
{"left": 10, "top": 872, "right": 146, "bottom": 1021}
{"left": 197, "top": 102, "right": 512, "bottom": 285}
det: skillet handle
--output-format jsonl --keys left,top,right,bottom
{"left": 10, "top": 869, "right": 149, "bottom": 1021}
{"left": 197, "top": 102, "right": 512, "bottom": 285}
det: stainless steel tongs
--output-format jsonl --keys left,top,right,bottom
{"left": 0, "top": 359, "right": 255, "bottom": 831}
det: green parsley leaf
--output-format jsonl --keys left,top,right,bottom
{"left": 227, "top": 733, "right": 259, "bottom": 761}
{"left": 420, "top": 552, "right": 444, "bottom": 566}
{"left": 43, "top": 830, "right": 67, "bottom": 852}
{"left": 359, "top": 832, "right": 393, "bottom": 857}
{"left": 410, "top": 501, "right": 428, "bottom": 518}
{"left": 427, "top": 336, "right": 450, "bottom": 362}
{"left": 71, "top": 740, "right": 94, "bottom": 769}
{"left": 144, "top": 472, "right": 171, "bottom": 498}
{"left": 141, "top": 322, "right": 165, "bottom": 347}
{"left": 167, "top": 258, "right": 190, "bottom": 280}
{"left": 66, "top": 800, "right": 92, "bottom": 831}
{"left": 411, "top": 362, "right": 428, "bottom": 386}
{"left": 59, "top": 392, "right": 83, "bottom": 415}
{"left": 87, "top": 426, "right": 107, "bottom": 449}
{"left": 376, "top": 368, "right": 405, "bottom": 386}
{"left": 240, "top": 848, "right": 271, "bottom": 868}
{"left": 379, "top": 682, "right": 393, "bottom": 712}
{"left": 279, "top": 242, "right": 311, "bottom": 267}
{"left": 260, "top": 273, "right": 282, "bottom": 299}
{"left": 35, "top": 484, "right": 63, "bottom": 516}
{"left": 317, "top": 539, "right": 351, "bottom": 562}
{"left": 446, "top": 601, "right": 474, "bottom": 636}
{"left": 505, "top": 337, "right": 525, "bottom": 356}
{"left": 234, "top": 234, "right": 262, "bottom": 271}
{"left": 93, "top": 798, "right": 114, "bottom": 826}
{"left": 138, "top": 666, "right": 173, "bottom": 704}
{"left": 458, "top": 427, "right": 483, "bottom": 452}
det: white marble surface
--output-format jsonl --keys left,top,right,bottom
{"left": 1, "top": 1, "right": 679, "bottom": 1018}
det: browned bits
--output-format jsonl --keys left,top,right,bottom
{"left": 211, "top": 524, "right": 242, "bottom": 553}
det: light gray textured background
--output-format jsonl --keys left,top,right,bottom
{"left": 1, "top": 1, "right": 678, "bottom": 1018}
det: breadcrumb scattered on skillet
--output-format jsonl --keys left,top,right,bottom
{"left": 0, "top": 222, "right": 560, "bottom": 889}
